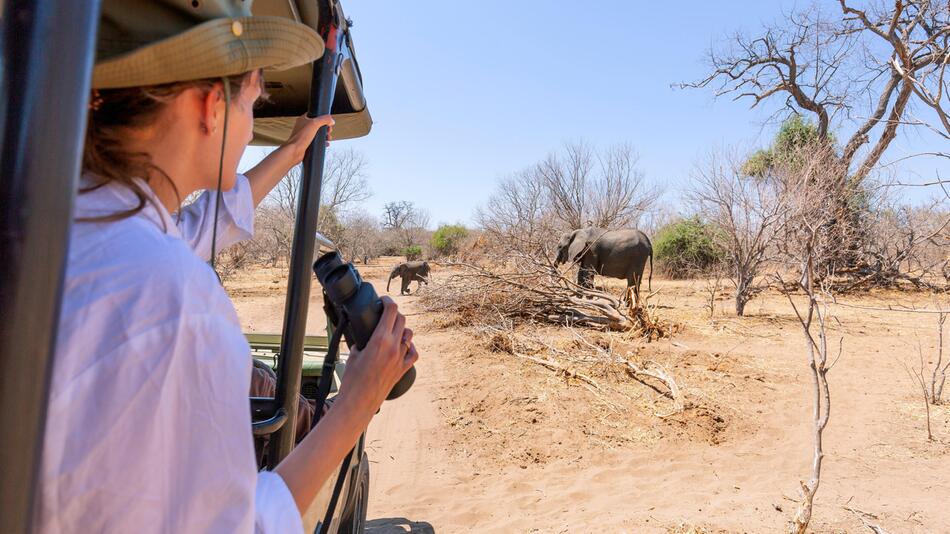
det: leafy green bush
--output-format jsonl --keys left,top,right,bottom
{"left": 653, "top": 217, "right": 723, "bottom": 278}
{"left": 743, "top": 115, "right": 836, "bottom": 178}
{"left": 741, "top": 149, "right": 773, "bottom": 177}
{"left": 403, "top": 245, "right": 423, "bottom": 260}
{"left": 430, "top": 224, "right": 469, "bottom": 257}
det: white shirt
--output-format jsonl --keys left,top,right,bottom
{"left": 39, "top": 175, "right": 303, "bottom": 534}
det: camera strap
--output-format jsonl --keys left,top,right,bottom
{"left": 318, "top": 446, "right": 355, "bottom": 534}
{"left": 313, "top": 315, "right": 356, "bottom": 534}
{"left": 209, "top": 78, "right": 231, "bottom": 279}
{"left": 312, "top": 316, "right": 347, "bottom": 427}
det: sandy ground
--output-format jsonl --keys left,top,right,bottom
{"left": 227, "top": 258, "right": 950, "bottom": 533}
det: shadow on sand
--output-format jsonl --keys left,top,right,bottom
{"left": 364, "top": 517, "right": 436, "bottom": 534}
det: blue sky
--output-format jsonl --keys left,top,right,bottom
{"left": 241, "top": 0, "right": 948, "bottom": 227}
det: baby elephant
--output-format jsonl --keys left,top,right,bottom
{"left": 387, "top": 261, "right": 431, "bottom": 295}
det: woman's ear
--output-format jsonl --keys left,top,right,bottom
{"left": 199, "top": 82, "right": 224, "bottom": 135}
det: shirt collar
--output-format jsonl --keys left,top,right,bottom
{"left": 76, "top": 175, "right": 182, "bottom": 239}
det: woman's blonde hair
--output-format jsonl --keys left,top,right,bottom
{"left": 81, "top": 72, "right": 256, "bottom": 222}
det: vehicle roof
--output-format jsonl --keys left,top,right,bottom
{"left": 251, "top": 0, "right": 372, "bottom": 145}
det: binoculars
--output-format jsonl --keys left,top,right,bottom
{"left": 314, "top": 251, "right": 416, "bottom": 400}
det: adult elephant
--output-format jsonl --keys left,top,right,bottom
{"left": 555, "top": 228, "right": 653, "bottom": 299}
{"left": 387, "top": 261, "right": 431, "bottom": 295}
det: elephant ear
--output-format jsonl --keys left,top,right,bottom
{"left": 566, "top": 229, "right": 588, "bottom": 264}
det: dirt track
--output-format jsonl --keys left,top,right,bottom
{"left": 228, "top": 259, "right": 950, "bottom": 533}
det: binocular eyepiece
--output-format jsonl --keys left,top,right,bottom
{"left": 314, "top": 251, "right": 416, "bottom": 400}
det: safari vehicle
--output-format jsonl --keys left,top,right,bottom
{"left": 0, "top": 0, "right": 375, "bottom": 532}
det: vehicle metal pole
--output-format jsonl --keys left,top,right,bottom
{"left": 268, "top": 1, "right": 345, "bottom": 465}
{"left": 0, "top": 0, "right": 100, "bottom": 531}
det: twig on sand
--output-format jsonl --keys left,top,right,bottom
{"left": 621, "top": 359, "right": 685, "bottom": 417}
{"left": 482, "top": 323, "right": 684, "bottom": 417}
{"left": 843, "top": 506, "right": 891, "bottom": 534}
{"left": 511, "top": 351, "right": 603, "bottom": 391}
{"left": 510, "top": 351, "right": 624, "bottom": 412}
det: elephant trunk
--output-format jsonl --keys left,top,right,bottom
{"left": 387, "top": 268, "right": 398, "bottom": 292}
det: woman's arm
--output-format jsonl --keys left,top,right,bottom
{"left": 274, "top": 297, "right": 418, "bottom": 514}
{"left": 245, "top": 114, "right": 335, "bottom": 207}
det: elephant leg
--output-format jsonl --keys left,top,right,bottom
{"left": 637, "top": 266, "right": 646, "bottom": 292}
{"left": 401, "top": 275, "right": 411, "bottom": 295}
{"left": 577, "top": 267, "right": 593, "bottom": 289}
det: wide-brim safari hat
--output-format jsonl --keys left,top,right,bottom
{"left": 93, "top": 0, "right": 324, "bottom": 89}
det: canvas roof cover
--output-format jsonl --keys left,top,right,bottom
{"left": 251, "top": 0, "right": 372, "bottom": 145}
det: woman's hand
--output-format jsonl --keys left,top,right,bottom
{"left": 246, "top": 114, "right": 335, "bottom": 205}
{"left": 336, "top": 296, "right": 419, "bottom": 416}
{"left": 281, "top": 114, "right": 335, "bottom": 163}
{"left": 275, "top": 296, "right": 417, "bottom": 514}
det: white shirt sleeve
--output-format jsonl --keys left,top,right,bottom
{"left": 255, "top": 471, "right": 305, "bottom": 534}
{"left": 177, "top": 174, "right": 256, "bottom": 261}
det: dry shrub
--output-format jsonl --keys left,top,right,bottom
{"left": 422, "top": 258, "right": 677, "bottom": 337}
{"left": 624, "top": 289, "right": 678, "bottom": 340}
{"left": 487, "top": 331, "right": 514, "bottom": 354}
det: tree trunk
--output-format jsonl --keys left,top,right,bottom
{"left": 735, "top": 276, "right": 750, "bottom": 316}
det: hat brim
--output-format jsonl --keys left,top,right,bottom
{"left": 93, "top": 16, "right": 324, "bottom": 89}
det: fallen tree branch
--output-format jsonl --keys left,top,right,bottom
{"left": 508, "top": 351, "right": 626, "bottom": 413}
{"left": 830, "top": 300, "right": 950, "bottom": 314}
{"left": 843, "top": 506, "right": 892, "bottom": 534}
{"left": 481, "top": 324, "right": 684, "bottom": 418}
{"left": 511, "top": 351, "right": 603, "bottom": 391}
{"left": 423, "top": 260, "right": 673, "bottom": 336}
{"left": 621, "top": 359, "right": 685, "bottom": 417}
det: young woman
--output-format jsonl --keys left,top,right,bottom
{"left": 39, "top": 2, "right": 416, "bottom": 533}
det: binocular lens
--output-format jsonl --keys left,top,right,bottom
{"left": 324, "top": 265, "right": 359, "bottom": 304}
{"left": 313, "top": 251, "right": 345, "bottom": 285}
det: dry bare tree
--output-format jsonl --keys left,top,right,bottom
{"left": 701, "top": 260, "right": 727, "bottom": 320}
{"left": 777, "top": 148, "right": 850, "bottom": 534}
{"left": 907, "top": 307, "right": 950, "bottom": 414}
{"left": 905, "top": 339, "right": 936, "bottom": 441}
{"left": 855, "top": 193, "right": 950, "bottom": 289}
{"left": 930, "top": 311, "right": 948, "bottom": 403}
{"left": 840, "top": 0, "right": 950, "bottom": 143}
{"left": 788, "top": 241, "right": 842, "bottom": 534}
{"left": 273, "top": 148, "right": 370, "bottom": 232}
{"left": 477, "top": 141, "right": 658, "bottom": 258}
{"left": 538, "top": 141, "right": 659, "bottom": 230}
{"left": 689, "top": 149, "right": 789, "bottom": 316}
{"left": 382, "top": 200, "right": 430, "bottom": 253}
{"left": 254, "top": 148, "right": 370, "bottom": 264}
{"left": 247, "top": 207, "right": 293, "bottom": 266}
{"left": 783, "top": 216, "right": 838, "bottom": 534}
{"left": 476, "top": 168, "right": 559, "bottom": 256}
{"left": 835, "top": 302, "right": 948, "bottom": 442}
{"left": 683, "top": 1, "right": 950, "bottom": 188}
{"left": 682, "top": 1, "right": 950, "bottom": 283}
{"left": 338, "top": 209, "right": 384, "bottom": 264}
